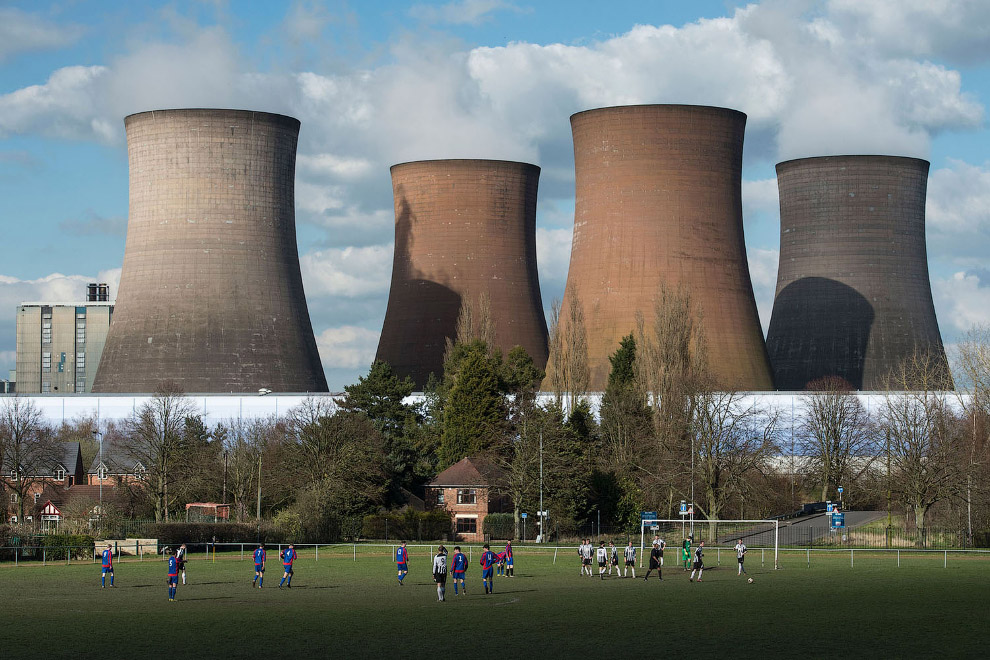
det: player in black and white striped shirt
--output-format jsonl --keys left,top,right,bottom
{"left": 689, "top": 541, "right": 705, "bottom": 582}
{"left": 623, "top": 541, "right": 636, "bottom": 578}
{"left": 432, "top": 545, "right": 448, "bottom": 602}
{"left": 734, "top": 539, "right": 747, "bottom": 575}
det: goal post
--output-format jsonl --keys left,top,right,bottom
{"left": 638, "top": 519, "right": 779, "bottom": 570}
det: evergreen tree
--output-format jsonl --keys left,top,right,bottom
{"left": 341, "top": 361, "right": 421, "bottom": 504}
{"left": 439, "top": 342, "right": 506, "bottom": 468}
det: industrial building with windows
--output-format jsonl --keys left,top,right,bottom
{"left": 14, "top": 283, "right": 113, "bottom": 394}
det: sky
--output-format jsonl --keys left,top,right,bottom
{"left": 1, "top": 0, "right": 989, "bottom": 392}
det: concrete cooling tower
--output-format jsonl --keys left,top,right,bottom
{"left": 766, "top": 155, "right": 952, "bottom": 391}
{"left": 549, "top": 104, "right": 774, "bottom": 391}
{"left": 93, "top": 109, "right": 327, "bottom": 393}
{"left": 376, "top": 159, "right": 549, "bottom": 388}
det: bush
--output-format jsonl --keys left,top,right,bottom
{"left": 273, "top": 510, "right": 303, "bottom": 541}
{"left": 483, "top": 513, "right": 514, "bottom": 540}
{"left": 40, "top": 534, "right": 95, "bottom": 560}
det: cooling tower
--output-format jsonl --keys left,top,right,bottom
{"left": 549, "top": 104, "right": 773, "bottom": 391}
{"left": 376, "top": 159, "right": 549, "bottom": 388}
{"left": 92, "top": 109, "right": 327, "bottom": 393}
{"left": 766, "top": 155, "right": 952, "bottom": 391}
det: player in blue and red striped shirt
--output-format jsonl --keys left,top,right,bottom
{"left": 480, "top": 544, "right": 497, "bottom": 594}
{"left": 279, "top": 545, "right": 296, "bottom": 588}
{"left": 167, "top": 549, "right": 179, "bottom": 601}
{"left": 451, "top": 545, "right": 468, "bottom": 595}
{"left": 395, "top": 541, "right": 409, "bottom": 585}
{"left": 252, "top": 544, "right": 266, "bottom": 588}
{"left": 100, "top": 543, "right": 114, "bottom": 588}
{"left": 503, "top": 541, "right": 514, "bottom": 577}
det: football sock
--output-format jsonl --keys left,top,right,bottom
{"left": 110, "top": 575, "right": 114, "bottom": 586}
{"left": 253, "top": 576, "right": 258, "bottom": 584}
{"left": 259, "top": 577, "right": 263, "bottom": 587}
{"left": 280, "top": 577, "right": 286, "bottom": 586}
{"left": 287, "top": 574, "right": 292, "bottom": 586}
{"left": 101, "top": 576, "right": 105, "bottom": 587}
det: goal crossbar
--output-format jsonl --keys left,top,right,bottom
{"left": 638, "top": 518, "right": 779, "bottom": 570}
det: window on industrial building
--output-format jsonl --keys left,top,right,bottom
{"left": 42, "top": 352, "right": 52, "bottom": 372}
{"left": 456, "top": 489, "right": 477, "bottom": 505}
{"left": 76, "top": 352, "right": 85, "bottom": 369}
{"left": 42, "top": 323, "right": 52, "bottom": 344}
{"left": 76, "top": 320, "right": 86, "bottom": 344}
{"left": 455, "top": 517, "right": 477, "bottom": 534}
{"left": 41, "top": 382, "right": 51, "bottom": 393}
{"left": 75, "top": 377, "right": 86, "bottom": 392}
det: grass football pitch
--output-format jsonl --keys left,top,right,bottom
{"left": 2, "top": 545, "right": 989, "bottom": 658}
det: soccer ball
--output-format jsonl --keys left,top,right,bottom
{"left": 747, "top": 577, "right": 754, "bottom": 584}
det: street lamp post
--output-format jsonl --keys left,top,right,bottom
{"left": 91, "top": 429, "right": 104, "bottom": 531}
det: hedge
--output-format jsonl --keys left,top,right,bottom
{"left": 40, "top": 534, "right": 95, "bottom": 560}
{"left": 483, "top": 513, "right": 514, "bottom": 540}
{"left": 139, "top": 522, "right": 286, "bottom": 547}
{"left": 362, "top": 509, "right": 452, "bottom": 541}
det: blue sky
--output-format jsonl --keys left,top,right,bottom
{"left": 1, "top": 0, "right": 989, "bottom": 391}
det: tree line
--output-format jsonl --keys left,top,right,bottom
{"left": 2, "top": 292, "right": 989, "bottom": 544}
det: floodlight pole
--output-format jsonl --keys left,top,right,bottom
{"left": 91, "top": 429, "right": 103, "bottom": 531}
{"left": 539, "top": 430, "right": 544, "bottom": 543}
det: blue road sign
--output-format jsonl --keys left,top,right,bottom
{"left": 838, "top": 487, "right": 844, "bottom": 494}
{"left": 641, "top": 511, "right": 657, "bottom": 522}
{"left": 521, "top": 513, "right": 528, "bottom": 519}
{"left": 831, "top": 513, "right": 845, "bottom": 529}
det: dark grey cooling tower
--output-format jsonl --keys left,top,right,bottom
{"left": 93, "top": 109, "right": 327, "bottom": 393}
{"left": 766, "top": 155, "right": 951, "bottom": 391}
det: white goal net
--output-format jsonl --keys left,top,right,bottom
{"left": 639, "top": 518, "right": 779, "bottom": 570}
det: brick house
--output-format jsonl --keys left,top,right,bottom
{"left": 2, "top": 442, "right": 85, "bottom": 524}
{"left": 87, "top": 443, "right": 146, "bottom": 487}
{"left": 426, "top": 457, "right": 508, "bottom": 542}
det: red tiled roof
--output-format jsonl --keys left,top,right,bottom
{"left": 429, "top": 457, "right": 503, "bottom": 487}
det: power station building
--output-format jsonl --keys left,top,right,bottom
{"left": 93, "top": 109, "right": 327, "bottom": 393}
{"left": 14, "top": 284, "right": 113, "bottom": 394}
{"left": 376, "top": 159, "right": 549, "bottom": 388}
{"left": 549, "top": 104, "right": 774, "bottom": 391}
{"left": 766, "top": 155, "right": 952, "bottom": 391}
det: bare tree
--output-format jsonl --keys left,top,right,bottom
{"left": 124, "top": 381, "right": 199, "bottom": 522}
{"left": 800, "top": 376, "right": 876, "bottom": 502}
{"left": 878, "top": 353, "right": 961, "bottom": 543}
{"left": 446, "top": 293, "right": 497, "bottom": 360}
{"left": 544, "top": 296, "right": 589, "bottom": 411}
{"left": 0, "top": 397, "right": 58, "bottom": 523}
{"left": 951, "top": 325, "right": 990, "bottom": 543}
{"left": 692, "top": 391, "right": 779, "bottom": 532}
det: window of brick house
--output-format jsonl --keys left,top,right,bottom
{"left": 457, "top": 489, "right": 477, "bottom": 505}
{"left": 455, "top": 517, "right": 477, "bottom": 534}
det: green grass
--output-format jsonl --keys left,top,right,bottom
{"left": 3, "top": 546, "right": 990, "bottom": 658}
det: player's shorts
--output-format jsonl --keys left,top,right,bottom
{"left": 611, "top": 557, "right": 619, "bottom": 565}
{"left": 102, "top": 566, "right": 112, "bottom": 574}
{"left": 482, "top": 568, "right": 493, "bottom": 579}
{"left": 582, "top": 558, "right": 592, "bottom": 565}
{"left": 693, "top": 561, "right": 704, "bottom": 570}
{"left": 168, "top": 576, "right": 178, "bottom": 585}
{"left": 434, "top": 572, "right": 447, "bottom": 585}
{"left": 452, "top": 570, "right": 465, "bottom": 579}
{"left": 649, "top": 558, "right": 660, "bottom": 569}
{"left": 625, "top": 560, "right": 635, "bottom": 566}
{"left": 255, "top": 564, "right": 264, "bottom": 572}
{"left": 283, "top": 566, "right": 293, "bottom": 574}
{"left": 506, "top": 557, "right": 513, "bottom": 566}
{"left": 177, "top": 561, "right": 186, "bottom": 570}
{"left": 397, "top": 562, "right": 408, "bottom": 572}
{"left": 598, "top": 560, "right": 607, "bottom": 567}
{"left": 658, "top": 550, "right": 664, "bottom": 557}
{"left": 738, "top": 557, "right": 745, "bottom": 563}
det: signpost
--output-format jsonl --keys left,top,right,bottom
{"left": 521, "top": 512, "right": 527, "bottom": 541}
{"left": 831, "top": 512, "right": 845, "bottom": 529}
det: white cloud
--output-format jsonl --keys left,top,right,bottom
{"left": 536, "top": 227, "right": 572, "bottom": 303}
{"left": 927, "top": 160, "right": 990, "bottom": 266}
{"left": 315, "top": 325, "right": 380, "bottom": 369}
{"left": 0, "top": 65, "right": 109, "bottom": 140}
{"left": 826, "top": 0, "right": 990, "bottom": 64}
{"left": 747, "top": 248, "right": 780, "bottom": 333}
{"left": 742, "top": 178, "right": 779, "bottom": 215}
{"left": 0, "top": 8, "right": 84, "bottom": 61}
{"left": 282, "top": 2, "right": 334, "bottom": 43}
{"left": 934, "top": 272, "right": 990, "bottom": 332}
{"left": 299, "top": 245, "right": 392, "bottom": 297}
{"left": 409, "top": 0, "right": 521, "bottom": 26}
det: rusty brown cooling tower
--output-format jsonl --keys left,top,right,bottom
{"left": 92, "top": 109, "right": 327, "bottom": 393}
{"left": 549, "top": 105, "right": 773, "bottom": 391}
{"left": 766, "top": 155, "right": 952, "bottom": 391}
{"left": 375, "top": 160, "right": 549, "bottom": 388}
